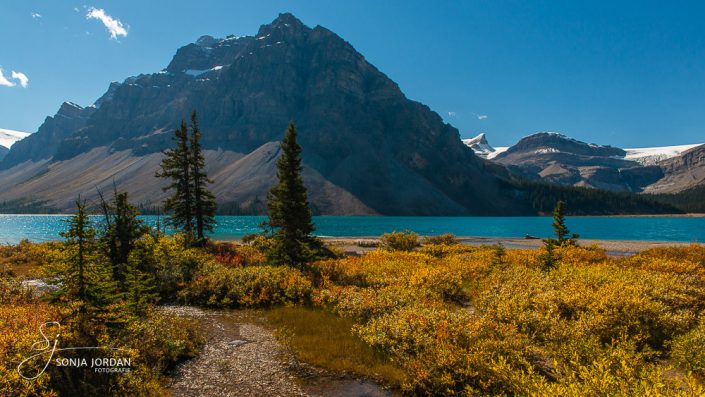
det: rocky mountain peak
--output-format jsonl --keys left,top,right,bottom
{"left": 462, "top": 133, "right": 497, "bottom": 158}
{"left": 195, "top": 35, "right": 218, "bottom": 47}
{"left": 57, "top": 101, "right": 85, "bottom": 118}
{"left": 500, "top": 132, "right": 626, "bottom": 158}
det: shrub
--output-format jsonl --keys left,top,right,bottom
{"left": 0, "top": 302, "right": 62, "bottom": 396}
{"left": 207, "top": 241, "right": 266, "bottom": 267}
{"left": 130, "top": 234, "right": 211, "bottom": 299}
{"left": 183, "top": 262, "right": 313, "bottom": 307}
{"left": 422, "top": 233, "right": 459, "bottom": 245}
{"left": 380, "top": 231, "right": 419, "bottom": 252}
{"left": 670, "top": 319, "right": 705, "bottom": 377}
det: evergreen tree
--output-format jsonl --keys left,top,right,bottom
{"left": 98, "top": 188, "right": 148, "bottom": 289}
{"left": 53, "top": 198, "right": 119, "bottom": 323}
{"left": 189, "top": 111, "right": 217, "bottom": 246}
{"left": 123, "top": 259, "right": 159, "bottom": 316}
{"left": 551, "top": 200, "right": 579, "bottom": 245}
{"left": 539, "top": 238, "right": 557, "bottom": 272}
{"left": 56, "top": 198, "right": 94, "bottom": 305}
{"left": 156, "top": 121, "right": 195, "bottom": 244}
{"left": 266, "top": 122, "right": 321, "bottom": 268}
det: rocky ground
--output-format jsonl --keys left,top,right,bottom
{"left": 163, "top": 306, "right": 392, "bottom": 397}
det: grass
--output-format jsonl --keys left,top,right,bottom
{"left": 265, "top": 306, "right": 407, "bottom": 387}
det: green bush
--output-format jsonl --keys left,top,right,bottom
{"left": 423, "top": 233, "right": 459, "bottom": 245}
{"left": 129, "top": 234, "right": 211, "bottom": 300}
{"left": 380, "top": 231, "right": 420, "bottom": 252}
{"left": 183, "top": 262, "right": 313, "bottom": 307}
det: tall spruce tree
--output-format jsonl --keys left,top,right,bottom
{"left": 266, "top": 122, "right": 321, "bottom": 268}
{"left": 98, "top": 188, "right": 148, "bottom": 289}
{"left": 189, "top": 111, "right": 217, "bottom": 246}
{"left": 52, "top": 198, "right": 119, "bottom": 321}
{"left": 156, "top": 121, "right": 195, "bottom": 244}
{"left": 551, "top": 200, "right": 579, "bottom": 245}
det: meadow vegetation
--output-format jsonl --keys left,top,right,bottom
{"left": 2, "top": 123, "right": 704, "bottom": 395}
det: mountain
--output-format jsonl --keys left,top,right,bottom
{"left": 486, "top": 132, "right": 703, "bottom": 194}
{"left": 0, "top": 13, "right": 527, "bottom": 215}
{"left": 462, "top": 133, "right": 496, "bottom": 158}
{"left": 463, "top": 133, "right": 508, "bottom": 159}
{"left": 643, "top": 143, "right": 705, "bottom": 193}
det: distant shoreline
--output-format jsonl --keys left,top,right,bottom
{"left": 269, "top": 236, "right": 703, "bottom": 255}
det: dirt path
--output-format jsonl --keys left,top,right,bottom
{"left": 164, "top": 306, "right": 305, "bottom": 396}
{"left": 163, "top": 306, "right": 392, "bottom": 397}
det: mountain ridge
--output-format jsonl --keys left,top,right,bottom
{"left": 465, "top": 132, "right": 704, "bottom": 193}
{"left": 0, "top": 13, "right": 525, "bottom": 215}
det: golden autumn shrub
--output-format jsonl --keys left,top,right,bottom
{"left": 313, "top": 244, "right": 705, "bottom": 395}
{"left": 0, "top": 302, "right": 61, "bottom": 396}
{"left": 380, "top": 231, "right": 420, "bottom": 252}
{"left": 184, "top": 262, "right": 313, "bottom": 307}
{"left": 422, "top": 233, "right": 460, "bottom": 246}
{"left": 670, "top": 319, "right": 705, "bottom": 378}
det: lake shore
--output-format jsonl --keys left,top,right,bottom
{"left": 324, "top": 237, "right": 701, "bottom": 255}
{"left": 215, "top": 236, "right": 703, "bottom": 255}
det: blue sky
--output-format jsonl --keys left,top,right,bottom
{"left": 2, "top": 1, "right": 705, "bottom": 147}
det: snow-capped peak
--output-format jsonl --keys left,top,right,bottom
{"left": 463, "top": 133, "right": 494, "bottom": 156}
{"left": 0, "top": 128, "right": 30, "bottom": 149}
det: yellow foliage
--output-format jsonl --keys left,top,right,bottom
{"left": 314, "top": 244, "right": 705, "bottom": 395}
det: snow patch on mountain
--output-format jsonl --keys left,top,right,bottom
{"left": 487, "top": 147, "right": 508, "bottom": 159}
{"left": 462, "top": 133, "right": 496, "bottom": 158}
{"left": 623, "top": 144, "right": 703, "bottom": 165}
{"left": 0, "top": 128, "right": 30, "bottom": 149}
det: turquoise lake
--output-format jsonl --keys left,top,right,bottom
{"left": 0, "top": 215, "right": 703, "bottom": 244}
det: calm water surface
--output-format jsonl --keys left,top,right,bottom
{"left": 0, "top": 215, "right": 703, "bottom": 244}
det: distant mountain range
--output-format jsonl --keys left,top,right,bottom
{"left": 465, "top": 132, "right": 704, "bottom": 193}
{"left": 0, "top": 14, "right": 692, "bottom": 215}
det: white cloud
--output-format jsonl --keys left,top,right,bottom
{"left": 11, "top": 71, "right": 29, "bottom": 88}
{"left": 477, "top": 114, "right": 488, "bottom": 120}
{"left": 31, "top": 12, "right": 42, "bottom": 19}
{"left": 0, "top": 69, "right": 30, "bottom": 88}
{"left": 86, "top": 7, "right": 128, "bottom": 40}
{"left": 447, "top": 111, "right": 457, "bottom": 117}
{"left": 0, "top": 69, "right": 15, "bottom": 87}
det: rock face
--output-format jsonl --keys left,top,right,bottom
{"left": 492, "top": 132, "right": 656, "bottom": 192}
{"left": 489, "top": 132, "right": 703, "bottom": 194}
{"left": 2, "top": 102, "right": 94, "bottom": 165}
{"left": 0, "top": 13, "right": 524, "bottom": 215}
{"left": 644, "top": 144, "right": 705, "bottom": 193}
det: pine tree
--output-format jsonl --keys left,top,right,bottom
{"left": 56, "top": 198, "right": 95, "bottom": 306}
{"left": 551, "top": 200, "right": 579, "bottom": 245}
{"left": 53, "top": 198, "right": 119, "bottom": 326}
{"left": 539, "top": 238, "right": 557, "bottom": 272}
{"left": 266, "top": 122, "right": 322, "bottom": 269}
{"left": 156, "top": 121, "right": 195, "bottom": 244}
{"left": 98, "top": 188, "right": 148, "bottom": 289}
{"left": 123, "top": 259, "right": 159, "bottom": 316}
{"left": 189, "top": 111, "right": 217, "bottom": 246}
